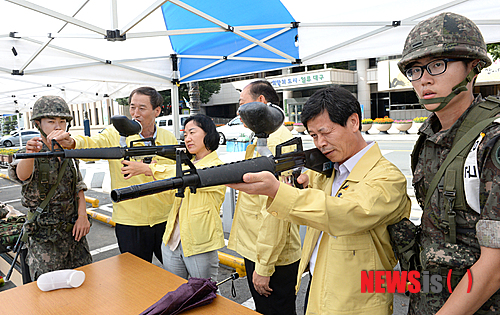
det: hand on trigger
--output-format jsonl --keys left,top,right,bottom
{"left": 121, "top": 159, "right": 153, "bottom": 179}
{"left": 49, "top": 130, "right": 75, "bottom": 149}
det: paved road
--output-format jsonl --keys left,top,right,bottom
{"left": 0, "top": 133, "right": 417, "bottom": 314}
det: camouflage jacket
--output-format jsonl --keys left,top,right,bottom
{"left": 413, "top": 95, "right": 500, "bottom": 271}
{"left": 8, "top": 143, "right": 87, "bottom": 226}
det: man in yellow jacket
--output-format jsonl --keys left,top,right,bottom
{"left": 229, "top": 85, "right": 411, "bottom": 315}
{"left": 228, "top": 80, "right": 302, "bottom": 315}
{"left": 53, "top": 87, "right": 177, "bottom": 264}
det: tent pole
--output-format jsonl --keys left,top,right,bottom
{"left": 6, "top": 0, "right": 106, "bottom": 35}
{"left": 18, "top": 1, "right": 90, "bottom": 73}
{"left": 171, "top": 85, "right": 180, "bottom": 140}
{"left": 17, "top": 112, "right": 23, "bottom": 148}
{"left": 120, "top": 0, "right": 168, "bottom": 35}
{"left": 111, "top": 0, "right": 118, "bottom": 29}
{"left": 171, "top": 54, "right": 181, "bottom": 140}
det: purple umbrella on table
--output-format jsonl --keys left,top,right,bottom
{"left": 140, "top": 273, "right": 239, "bottom": 315}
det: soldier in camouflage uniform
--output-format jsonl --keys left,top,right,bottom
{"left": 398, "top": 12, "right": 500, "bottom": 314}
{"left": 8, "top": 96, "right": 92, "bottom": 280}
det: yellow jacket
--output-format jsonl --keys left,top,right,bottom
{"left": 156, "top": 151, "right": 226, "bottom": 257}
{"left": 228, "top": 125, "right": 301, "bottom": 276}
{"left": 267, "top": 143, "right": 410, "bottom": 315}
{"left": 73, "top": 126, "right": 177, "bottom": 226}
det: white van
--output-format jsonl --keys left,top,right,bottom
{"left": 155, "top": 114, "right": 190, "bottom": 139}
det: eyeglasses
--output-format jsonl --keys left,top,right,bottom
{"left": 404, "top": 58, "right": 459, "bottom": 82}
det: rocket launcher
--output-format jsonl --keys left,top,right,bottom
{"left": 111, "top": 102, "right": 333, "bottom": 202}
{"left": 13, "top": 115, "right": 191, "bottom": 162}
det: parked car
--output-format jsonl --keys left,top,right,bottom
{"left": 10, "top": 128, "right": 24, "bottom": 135}
{"left": 155, "top": 114, "right": 191, "bottom": 139}
{"left": 0, "top": 130, "right": 41, "bottom": 147}
{"left": 216, "top": 116, "right": 253, "bottom": 145}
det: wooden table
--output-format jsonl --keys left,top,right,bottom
{"left": 0, "top": 253, "right": 258, "bottom": 315}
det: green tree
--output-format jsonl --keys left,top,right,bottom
{"left": 487, "top": 43, "right": 500, "bottom": 61}
{"left": 2, "top": 115, "right": 18, "bottom": 135}
{"left": 116, "top": 80, "right": 221, "bottom": 116}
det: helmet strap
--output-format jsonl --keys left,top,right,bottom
{"left": 419, "top": 65, "right": 481, "bottom": 112}
{"left": 34, "top": 120, "right": 48, "bottom": 139}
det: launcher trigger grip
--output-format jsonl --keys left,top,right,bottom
{"left": 292, "top": 169, "right": 303, "bottom": 189}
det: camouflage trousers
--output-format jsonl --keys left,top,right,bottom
{"left": 27, "top": 232, "right": 92, "bottom": 281}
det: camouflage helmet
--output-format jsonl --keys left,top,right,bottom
{"left": 398, "top": 12, "right": 491, "bottom": 73}
{"left": 31, "top": 96, "right": 73, "bottom": 122}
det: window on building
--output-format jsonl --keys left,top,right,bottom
{"left": 307, "top": 64, "right": 325, "bottom": 71}
{"left": 95, "top": 108, "right": 99, "bottom": 125}
{"left": 388, "top": 91, "right": 420, "bottom": 110}
{"left": 264, "top": 69, "right": 282, "bottom": 77}
{"left": 475, "top": 85, "right": 499, "bottom": 97}
{"left": 340, "top": 85, "right": 358, "bottom": 94}
{"left": 369, "top": 58, "right": 377, "bottom": 69}
{"left": 371, "top": 92, "right": 390, "bottom": 119}
{"left": 390, "top": 91, "right": 419, "bottom": 105}
{"left": 205, "top": 103, "right": 237, "bottom": 119}
{"left": 220, "top": 74, "right": 255, "bottom": 83}
{"left": 326, "top": 60, "right": 356, "bottom": 71}
{"left": 291, "top": 66, "right": 305, "bottom": 73}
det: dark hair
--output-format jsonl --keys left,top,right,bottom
{"left": 129, "top": 87, "right": 163, "bottom": 109}
{"left": 183, "top": 114, "right": 219, "bottom": 151}
{"left": 246, "top": 80, "right": 280, "bottom": 106}
{"left": 301, "top": 85, "right": 362, "bottom": 131}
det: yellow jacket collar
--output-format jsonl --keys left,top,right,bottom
{"left": 345, "top": 142, "right": 382, "bottom": 182}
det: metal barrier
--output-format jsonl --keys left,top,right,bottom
{"left": 85, "top": 196, "right": 99, "bottom": 208}
{"left": 86, "top": 209, "right": 115, "bottom": 227}
{"left": 218, "top": 251, "right": 246, "bottom": 278}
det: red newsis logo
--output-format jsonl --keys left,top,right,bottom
{"left": 360, "top": 270, "right": 472, "bottom": 294}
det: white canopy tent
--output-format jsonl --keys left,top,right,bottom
{"left": 0, "top": 0, "right": 299, "bottom": 136}
{"left": 0, "top": 0, "right": 499, "bottom": 136}
{"left": 283, "top": 0, "right": 500, "bottom": 65}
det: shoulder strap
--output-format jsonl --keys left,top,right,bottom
{"left": 424, "top": 116, "right": 498, "bottom": 209}
{"left": 37, "top": 157, "right": 50, "bottom": 199}
{"left": 454, "top": 99, "right": 500, "bottom": 142}
{"left": 32, "top": 159, "right": 69, "bottom": 219}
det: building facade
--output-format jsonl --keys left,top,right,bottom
{"left": 203, "top": 57, "right": 500, "bottom": 123}
{"left": 19, "top": 57, "right": 500, "bottom": 133}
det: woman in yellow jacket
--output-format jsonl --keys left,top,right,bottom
{"left": 152, "top": 114, "right": 225, "bottom": 281}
